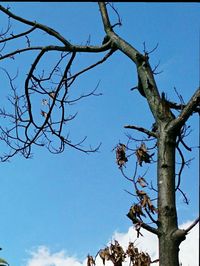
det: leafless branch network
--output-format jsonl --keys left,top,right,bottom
{"left": 0, "top": 5, "right": 117, "bottom": 161}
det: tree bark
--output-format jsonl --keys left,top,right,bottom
{"left": 157, "top": 124, "right": 185, "bottom": 266}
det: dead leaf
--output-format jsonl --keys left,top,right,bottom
{"left": 135, "top": 222, "right": 144, "bottom": 238}
{"left": 87, "top": 255, "right": 95, "bottom": 266}
{"left": 135, "top": 143, "right": 152, "bottom": 166}
{"left": 41, "top": 110, "right": 48, "bottom": 118}
{"left": 140, "top": 195, "right": 149, "bottom": 208}
{"left": 137, "top": 190, "right": 147, "bottom": 196}
{"left": 116, "top": 143, "right": 128, "bottom": 167}
{"left": 130, "top": 204, "right": 146, "bottom": 219}
{"left": 137, "top": 177, "right": 148, "bottom": 187}
{"left": 99, "top": 247, "right": 110, "bottom": 265}
{"left": 49, "top": 91, "right": 56, "bottom": 99}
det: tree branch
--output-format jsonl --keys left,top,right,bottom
{"left": 98, "top": 2, "right": 113, "bottom": 32}
{"left": 67, "top": 48, "right": 116, "bottom": 83}
{"left": 167, "top": 87, "right": 200, "bottom": 132}
{"left": 0, "top": 46, "right": 54, "bottom": 60}
{"left": 0, "top": 4, "right": 71, "bottom": 46}
{"left": 127, "top": 210, "right": 159, "bottom": 236}
{"left": 98, "top": 2, "right": 139, "bottom": 60}
{"left": 184, "top": 217, "right": 199, "bottom": 234}
{"left": 166, "top": 99, "right": 200, "bottom": 113}
{"left": 98, "top": 2, "right": 175, "bottom": 124}
{"left": 124, "top": 125, "right": 157, "bottom": 138}
{"left": 0, "top": 25, "right": 36, "bottom": 43}
{"left": 0, "top": 46, "right": 104, "bottom": 161}
{"left": 0, "top": 4, "right": 112, "bottom": 53}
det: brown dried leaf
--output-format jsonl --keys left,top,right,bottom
{"left": 140, "top": 143, "right": 147, "bottom": 152}
{"left": 110, "top": 241, "right": 126, "bottom": 263}
{"left": 126, "top": 242, "right": 135, "bottom": 256}
{"left": 135, "top": 143, "right": 151, "bottom": 166}
{"left": 147, "top": 198, "right": 153, "bottom": 208}
{"left": 135, "top": 222, "right": 144, "bottom": 238}
{"left": 99, "top": 247, "right": 110, "bottom": 265}
{"left": 145, "top": 198, "right": 158, "bottom": 214}
{"left": 137, "top": 177, "right": 148, "bottom": 187}
{"left": 87, "top": 255, "right": 95, "bottom": 266}
{"left": 141, "top": 195, "right": 149, "bottom": 208}
{"left": 49, "top": 91, "right": 56, "bottom": 99}
{"left": 41, "top": 110, "right": 48, "bottom": 118}
{"left": 137, "top": 190, "right": 147, "bottom": 196}
{"left": 116, "top": 143, "right": 128, "bottom": 167}
{"left": 134, "top": 204, "right": 146, "bottom": 218}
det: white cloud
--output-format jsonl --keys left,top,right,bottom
{"left": 25, "top": 221, "right": 199, "bottom": 266}
{"left": 25, "top": 246, "right": 85, "bottom": 266}
{"left": 179, "top": 221, "right": 199, "bottom": 266}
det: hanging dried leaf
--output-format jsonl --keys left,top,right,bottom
{"left": 140, "top": 194, "right": 149, "bottom": 208}
{"left": 49, "top": 91, "right": 56, "bottom": 99}
{"left": 147, "top": 197, "right": 158, "bottom": 214}
{"left": 110, "top": 240, "right": 126, "bottom": 263}
{"left": 41, "top": 110, "right": 48, "bottom": 118}
{"left": 93, "top": 239, "right": 154, "bottom": 266}
{"left": 137, "top": 177, "right": 148, "bottom": 187}
{"left": 136, "top": 190, "right": 147, "bottom": 196}
{"left": 116, "top": 143, "right": 128, "bottom": 168}
{"left": 126, "top": 242, "right": 139, "bottom": 265}
{"left": 135, "top": 143, "right": 152, "bottom": 166}
{"left": 136, "top": 190, "right": 158, "bottom": 214}
{"left": 99, "top": 247, "right": 110, "bottom": 265}
{"left": 130, "top": 204, "right": 146, "bottom": 219}
{"left": 87, "top": 255, "right": 95, "bottom": 266}
{"left": 126, "top": 242, "right": 134, "bottom": 257}
{"left": 147, "top": 197, "right": 153, "bottom": 208}
{"left": 135, "top": 222, "right": 144, "bottom": 238}
{"left": 140, "top": 252, "right": 151, "bottom": 266}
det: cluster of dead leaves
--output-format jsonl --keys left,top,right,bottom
{"left": 115, "top": 143, "right": 154, "bottom": 168}
{"left": 135, "top": 143, "right": 153, "bottom": 166}
{"left": 136, "top": 190, "right": 158, "bottom": 215}
{"left": 126, "top": 242, "right": 152, "bottom": 266}
{"left": 129, "top": 204, "right": 146, "bottom": 221}
{"left": 128, "top": 194, "right": 157, "bottom": 225}
{"left": 116, "top": 143, "right": 128, "bottom": 168}
{"left": 87, "top": 240, "right": 155, "bottom": 266}
{"left": 98, "top": 240, "right": 126, "bottom": 265}
{"left": 128, "top": 176, "right": 157, "bottom": 228}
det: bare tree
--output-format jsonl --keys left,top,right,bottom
{"left": 0, "top": 3, "right": 199, "bottom": 266}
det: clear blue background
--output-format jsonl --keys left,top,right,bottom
{"left": 0, "top": 2, "right": 199, "bottom": 265}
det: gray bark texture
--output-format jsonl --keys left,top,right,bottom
{"left": 157, "top": 128, "right": 181, "bottom": 266}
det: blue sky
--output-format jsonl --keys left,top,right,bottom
{"left": 0, "top": 2, "right": 199, "bottom": 266}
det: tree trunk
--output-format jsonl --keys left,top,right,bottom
{"left": 157, "top": 125, "right": 180, "bottom": 266}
